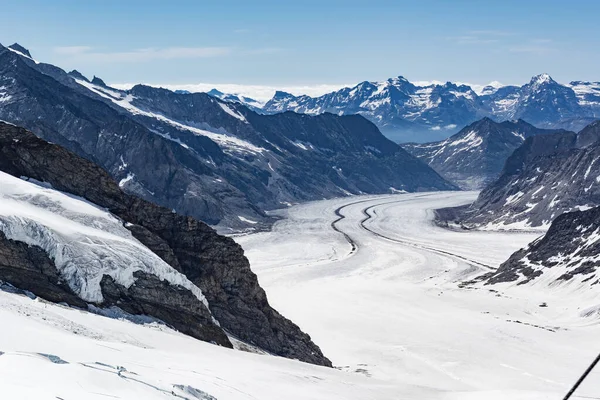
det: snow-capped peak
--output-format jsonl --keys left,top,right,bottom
{"left": 530, "top": 73, "right": 554, "bottom": 86}
{"left": 8, "top": 43, "right": 32, "bottom": 59}
{"left": 5, "top": 43, "right": 38, "bottom": 64}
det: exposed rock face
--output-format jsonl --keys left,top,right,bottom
{"left": 402, "top": 118, "right": 570, "bottom": 189}
{"left": 480, "top": 206, "right": 600, "bottom": 286}
{"left": 100, "top": 272, "right": 230, "bottom": 347}
{"left": 0, "top": 122, "right": 332, "bottom": 366}
{"left": 0, "top": 224, "right": 229, "bottom": 347}
{"left": 0, "top": 43, "right": 454, "bottom": 230}
{"left": 438, "top": 121, "right": 600, "bottom": 229}
{"left": 0, "top": 231, "right": 86, "bottom": 308}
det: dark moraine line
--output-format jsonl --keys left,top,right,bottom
{"left": 330, "top": 198, "right": 386, "bottom": 256}
{"left": 358, "top": 200, "right": 496, "bottom": 271}
{"left": 330, "top": 194, "right": 430, "bottom": 257}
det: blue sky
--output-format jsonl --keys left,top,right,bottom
{"left": 1, "top": 0, "right": 598, "bottom": 98}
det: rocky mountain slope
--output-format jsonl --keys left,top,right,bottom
{"left": 206, "top": 88, "right": 264, "bottom": 112}
{"left": 0, "top": 121, "right": 331, "bottom": 366}
{"left": 479, "top": 205, "right": 600, "bottom": 287}
{"left": 437, "top": 121, "right": 600, "bottom": 229}
{"left": 0, "top": 42, "right": 455, "bottom": 230}
{"left": 402, "top": 118, "right": 570, "bottom": 189}
{"left": 259, "top": 74, "right": 600, "bottom": 143}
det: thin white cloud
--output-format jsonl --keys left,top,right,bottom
{"left": 448, "top": 30, "right": 515, "bottom": 45}
{"left": 54, "top": 46, "right": 93, "bottom": 55}
{"left": 530, "top": 38, "right": 553, "bottom": 44}
{"left": 451, "top": 35, "right": 500, "bottom": 45}
{"left": 466, "top": 30, "right": 515, "bottom": 37}
{"left": 242, "top": 47, "right": 285, "bottom": 55}
{"left": 52, "top": 46, "right": 232, "bottom": 63}
{"left": 508, "top": 43, "right": 556, "bottom": 55}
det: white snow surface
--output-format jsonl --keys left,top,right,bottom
{"left": 2, "top": 191, "right": 600, "bottom": 399}
{"left": 236, "top": 192, "right": 600, "bottom": 399}
{"left": 217, "top": 102, "right": 248, "bottom": 123}
{"left": 0, "top": 172, "right": 209, "bottom": 306}
{"left": 0, "top": 290, "right": 396, "bottom": 400}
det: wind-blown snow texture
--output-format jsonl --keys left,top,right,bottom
{"left": 402, "top": 118, "right": 570, "bottom": 189}
{"left": 262, "top": 73, "right": 600, "bottom": 143}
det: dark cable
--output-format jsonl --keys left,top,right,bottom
{"left": 563, "top": 353, "right": 600, "bottom": 400}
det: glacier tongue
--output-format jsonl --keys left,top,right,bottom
{"left": 0, "top": 172, "right": 209, "bottom": 307}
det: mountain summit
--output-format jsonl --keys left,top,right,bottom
{"left": 7, "top": 43, "right": 32, "bottom": 58}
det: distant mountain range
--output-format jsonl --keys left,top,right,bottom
{"left": 208, "top": 74, "right": 600, "bottom": 143}
{"left": 0, "top": 43, "right": 454, "bottom": 229}
{"left": 402, "top": 118, "right": 570, "bottom": 189}
{"left": 437, "top": 121, "right": 600, "bottom": 230}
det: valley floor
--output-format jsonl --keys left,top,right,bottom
{"left": 1, "top": 192, "right": 600, "bottom": 399}
{"left": 237, "top": 191, "right": 600, "bottom": 399}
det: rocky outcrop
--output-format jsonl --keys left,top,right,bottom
{"left": 0, "top": 227, "right": 230, "bottom": 347}
{"left": 0, "top": 231, "right": 86, "bottom": 308}
{"left": 479, "top": 206, "right": 600, "bottom": 286}
{"left": 0, "top": 122, "right": 332, "bottom": 366}
{"left": 100, "top": 272, "right": 231, "bottom": 347}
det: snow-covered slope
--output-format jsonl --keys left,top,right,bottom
{"left": 264, "top": 77, "right": 485, "bottom": 142}
{"left": 0, "top": 121, "right": 331, "bottom": 365}
{"left": 444, "top": 121, "right": 600, "bottom": 230}
{"left": 402, "top": 118, "right": 569, "bottom": 189}
{"left": 481, "top": 205, "right": 600, "bottom": 289}
{"left": 263, "top": 73, "right": 600, "bottom": 143}
{"left": 3, "top": 192, "right": 600, "bottom": 399}
{"left": 0, "top": 289, "right": 398, "bottom": 400}
{"left": 205, "top": 88, "right": 265, "bottom": 112}
{"left": 236, "top": 192, "right": 600, "bottom": 398}
{"left": 0, "top": 42, "right": 455, "bottom": 230}
{"left": 0, "top": 169, "right": 231, "bottom": 347}
{"left": 0, "top": 172, "right": 207, "bottom": 306}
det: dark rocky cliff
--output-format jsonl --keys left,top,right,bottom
{"left": 479, "top": 206, "right": 600, "bottom": 286}
{"left": 0, "top": 122, "right": 331, "bottom": 366}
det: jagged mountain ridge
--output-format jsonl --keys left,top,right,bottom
{"left": 0, "top": 42, "right": 455, "bottom": 230}
{"left": 402, "top": 118, "right": 572, "bottom": 189}
{"left": 479, "top": 205, "right": 600, "bottom": 288}
{"left": 437, "top": 121, "right": 600, "bottom": 230}
{"left": 0, "top": 121, "right": 331, "bottom": 366}
{"left": 256, "top": 73, "right": 600, "bottom": 143}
